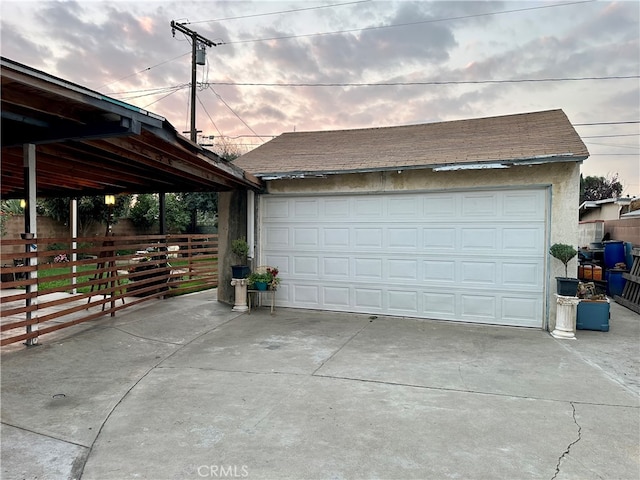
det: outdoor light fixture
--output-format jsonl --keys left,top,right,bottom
{"left": 19, "top": 199, "right": 26, "bottom": 208}
{"left": 104, "top": 194, "right": 115, "bottom": 205}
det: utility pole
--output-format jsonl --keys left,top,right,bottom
{"left": 171, "top": 21, "right": 221, "bottom": 143}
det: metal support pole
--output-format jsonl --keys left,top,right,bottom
{"left": 71, "top": 198, "right": 78, "bottom": 294}
{"left": 23, "top": 143, "right": 38, "bottom": 346}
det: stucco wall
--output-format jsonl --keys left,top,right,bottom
{"left": 581, "top": 203, "right": 623, "bottom": 222}
{"left": 263, "top": 161, "right": 582, "bottom": 330}
{"left": 217, "top": 190, "right": 249, "bottom": 305}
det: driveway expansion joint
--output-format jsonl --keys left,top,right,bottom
{"left": 310, "top": 319, "right": 372, "bottom": 376}
{"left": 1, "top": 421, "right": 91, "bottom": 449}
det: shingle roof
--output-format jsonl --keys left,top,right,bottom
{"left": 234, "top": 109, "right": 589, "bottom": 178}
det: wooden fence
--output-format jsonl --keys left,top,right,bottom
{"left": 1, "top": 234, "right": 218, "bottom": 346}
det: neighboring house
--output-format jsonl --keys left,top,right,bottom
{"left": 579, "top": 197, "right": 634, "bottom": 222}
{"left": 578, "top": 197, "right": 639, "bottom": 247}
{"left": 223, "top": 109, "right": 589, "bottom": 330}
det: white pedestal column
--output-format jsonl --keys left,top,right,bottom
{"left": 231, "top": 278, "right": 248, "bottom": 312}
{"left": 551, "top": 294, "right": 579, "bottom": 339}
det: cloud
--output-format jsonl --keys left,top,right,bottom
{"left": 0, "top": 0, "right": 637, "bottom": 193}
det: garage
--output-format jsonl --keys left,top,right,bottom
{"left": 260, "top": 188, "right": 547, "bottom": 327}
{"left": 225, "top": 109, "right": 588, "bottom": 330}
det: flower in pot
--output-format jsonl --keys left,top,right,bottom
{"left": 248, "top": 266, "right": 281, "bottom": 291}
{"left": 231, "top": 237, "right": 250, "bottom": 278}
{"left": 550, "top": 243, "right": 579, "bottom": 296}
{"left": 248, "top": 271, "right": 271, "bottom": 290}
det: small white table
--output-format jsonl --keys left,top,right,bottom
{"left": 247, "top": 288, "right": 276, "bottom": 314}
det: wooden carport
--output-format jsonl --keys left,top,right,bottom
{"left": 0, "top": 57, "right": 262, "bottom": 346}
{"left": 1, "top": 56, "right": 262, "bottom": 198}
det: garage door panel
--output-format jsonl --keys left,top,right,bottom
{"left": 264, "top": 198, "right": 290, "bottom": 218}
{"left": 293, "top": 256, "right": 319, "bottom": 275}
{"left": 323, "top": 228, "right": 349, "bottom": 248}
{"left": 355, "top": 288, "right": 383, "bottom": 309}
{"left": 462, "top": 193, "right": 498, "bottom": 217}
{"left": 503, "top": 191, "right": 546, "bottom": 218}
{"left": 262, "top": 190, "right": 546, "bottom": 327}
{"left": 323, "top": 286, "right": 350, "bottom": 307}
{"left": 325, "top": 198, "right": 351, "bottom": 216}
{"left": 503, "top": 227, "right": 544, "bottom": 254}
{"left": 355, "top": 228, "right": 383, "bottom": 247}
{"left": 423, "top": 260, "right": 456, "bottom": 282}
{"left": 461, "top": 262, "right": 497, "bottom": 285}
{"left": 424, "top": 292, "right": 456, "bottom": 316}
{"left": 266, "top": 227, "right": 289, "bottom": 246}
{"left": 388, "top": 290, "right": 418, "bottom": 312}
{"left": 388, "top": 228, "right": 418, "bottom": 249}
{"left": 293, "top": 199, "right": 319, "bottom": 217}
{"left": 461, "top": 294, "right": 497, "bottom": 319}
{"left": 424, "top": 195, "right": 456, "bottom": 216}
{"left": 461, "top": 228, "right": 497, "bottom": 250}
{"left": 264, "top": 255, "right": 289, "bottom": 273}
{"left": 294, "top": 227, "right": 319, "bottom": 246}
{"left": 424, "top": 228, "right": 456, "bottom": 249}
{"left": 293, "top": 284, "right": 320, "bottom": 304}
{"left": 355, "top": 197, "right": 383, "bottom": 216}
{"left": 502, "top": 262, "right": 541, "bottom": 288}
{"left": 502, "top": 296, "right": 542, "bottom": 327}
{"left": 323, "top": 257, "right": 350, "bottom": 277}
{"left": 389, "top": 197, "right": 420, "bottom": 216}
{"left": 388, "top": 259, "right": 418, "bottom": 281}
{"left": 354, "top": 258, "right": 383, "bottom": 280}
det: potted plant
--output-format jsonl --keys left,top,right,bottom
{"left": 247, "top": 266, "right": 280, "bottom": 291}
{"left": 231, "top": 237, "right": 250, "bottom": 279}
{"left": 550, "top": 243, "right": 579, "bottom": 296}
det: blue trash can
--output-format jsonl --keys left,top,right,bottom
{"left": 604, "top": 241, "right": 625, "bottom": 269}
{"left": 608, "top": 269, "right": 627, "bottom": 297}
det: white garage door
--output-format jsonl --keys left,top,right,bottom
{"left": 261, "top": 189, "right": 547, "bottom": 327}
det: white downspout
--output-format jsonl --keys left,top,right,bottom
{"left": 247, "top": 190, "right": 255, "bottom": 263}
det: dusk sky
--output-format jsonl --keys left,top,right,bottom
{"left": 1, "top": 0, "right": 638, "bottom": 196}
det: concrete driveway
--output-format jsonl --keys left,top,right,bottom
{"left": 1, "top": 290, "right": 638, "bottom": 480}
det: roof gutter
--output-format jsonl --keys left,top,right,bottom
{"left": 256, "top": 153, "right": 589, "bottom": 180}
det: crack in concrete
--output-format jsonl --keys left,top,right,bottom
{"left": 108, "top": 326, "right": 185, "bottom": 345}
{"left": 551, "top": 402, "right": 582, "bottom": 480}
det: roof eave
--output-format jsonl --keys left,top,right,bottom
{"left": 256, "top": 154, "right": 588, "bottom": 180}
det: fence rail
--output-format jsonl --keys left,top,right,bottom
{"left": 1, "top": 234, "right": 218, "bottom": 346}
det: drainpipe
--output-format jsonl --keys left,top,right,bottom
{"left": 247, "top": 190, "right": 255, "bottom": 264}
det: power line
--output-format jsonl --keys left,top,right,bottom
{"left": 98, "top": 52, "right": 190, "bottom": 89}
{"left": 204, "top": 75, "right": 638, "bottom": 87}
{"left": 142, "top": 88, "right": 184, "bottom": 109}
{"left": 584, "top": 141, "right": 639, "bottom": 149}
{"left": 196, "top": 93, "right": 224, "bottom": 139}
{"left": 582, "top": 134, "right": 640, "bottom": 138}
{"left": 106, "top": 75, "right": 637, "bottom": 97}
{"left": 224, "top": 0, "right": 595, "bottom": 45}
{"left": 185, "top": 0, "right": 370, "bottom": 25}
{"left": 574, "top": 121, "right": 640, "bottom": 126}
{"left": 205, "top": 86, "right": 264, "bottom": 140}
